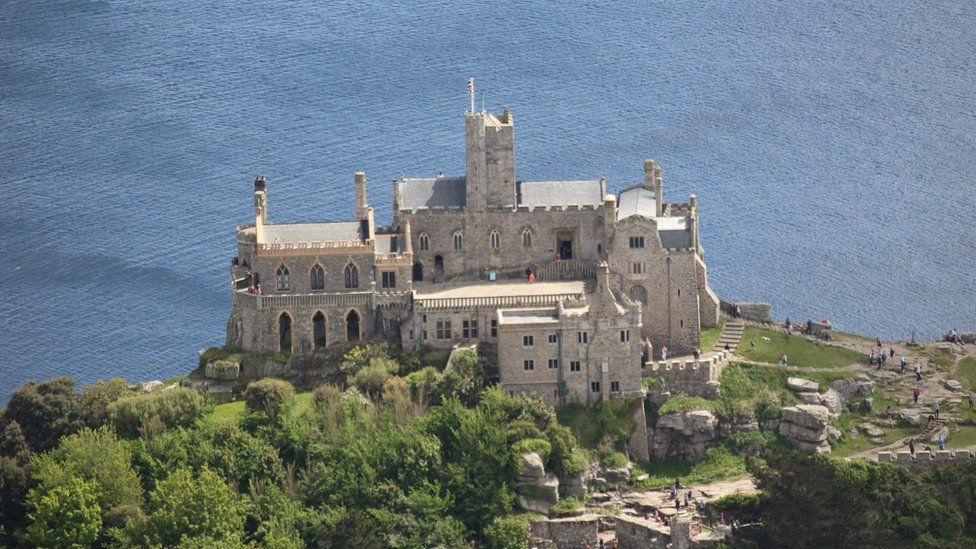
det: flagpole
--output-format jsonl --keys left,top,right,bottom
{"left": 469, "top": 78, "right": 475, "bottom": 114}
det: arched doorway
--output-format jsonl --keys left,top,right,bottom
{"left": 312, "top": 311, "right": 326, "bottom": 349}
{"left": 278, "top": 312, "right": 292, "bottom": 352}
{"left": 346, "top": 310, "right": 361, "bottom": 341}
{"left": 413, "top": 262, "right": 424, "bottom": 282}
{"left": 434, "top": 255, "right": 444, "bottom": 280}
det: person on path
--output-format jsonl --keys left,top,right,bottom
{"left": 670, "top": 484, "right": 676, "bottom": 499}
{"left": 685, "top": 490, "right": 691, "bottom": 506}
{"left": 807, "top": 319, "right": 814, "bottom": 335}
{"left": 877, "top": 338, "right": 882, "bottom": 349}
{"left": 900, "top": 356, "right": 907, "bottom": 374}
{"left": 869, "top": 352, "right": 875, "bottom": 367}
{"left": 528, "top": 271, "right": 535, "bottom": 283}
{"left": 890, "top": 347, "right": 896, "bottom": 359}
{"left": 934, "top": 402, "right": 940, "bottom": 420}
{"left": 938, "top": 436, "right": 946, "bottom": 451}
{"left": 661, "top": 345, "right": 668, "bottom": 361}
{"left": 913, "top": 387, "right": 920, "bottom": 405}
{"left": 675, "top": 499, "right": 680, "bottom": 512}
{"left": 915, "top": 364, "right": 922, "bottom": 382}
{"left": 693, "top": 347, "right": 701, "bottom": 361}
{"left": 968, "top": 394, "right": 974, "bottom": 408}
{"left": 881, "top": 353, "right": 887, "bottom": 368}
{"left": 909, "top": 438, "right": 916, "bottom": 456}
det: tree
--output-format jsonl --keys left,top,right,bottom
{"left": 80, "top": 378, "right": 131, "bottom": 428}
{"left": 25, "top": 476, "right": 102, "bottom": 549}
{"left": 144, "top": 467, "right": 243, "bottom": 546}
{"left": 3, "top": 377, "right": 84, "bottom": 452}
{"left": 109, "top": 387, "right": 207, "bottom": 438}
{"left": 484, "top": 515, "right": 528, "bottom": 549}
{"left": 243, "top": 378, "right": 295, "bottom": 429}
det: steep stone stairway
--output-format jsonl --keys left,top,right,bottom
{"left": 711, "top": 318, "right": 745, "bottom": 353}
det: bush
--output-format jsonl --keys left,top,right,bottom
{"left": 600, "top": 451, "right": 629, "bottom": 468}
{"left": 512, "top": 438, "right": 552, "bottom": 463}
{"left": 109, "top": 388, "right": 207, "bottom": 438}
{"left": 350, "top": 365, "right": 394, "bottom": 397}
{"left": 484, "top": 515, "right": 528, "bottom": 549}
{"left": 550, "top": 496, "right": 583, "bottom": 516}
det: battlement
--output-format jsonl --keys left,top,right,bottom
{"left": 876, "top": 450, "right": 976, "bottom": 467}
{"left": 257, "top": 240, "right": 371, "bottom": 255}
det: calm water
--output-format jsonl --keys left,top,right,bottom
{"left": 2, "top": 0, "right": 974, "bottom": 402}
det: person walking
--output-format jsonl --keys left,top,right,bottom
{"left": 890, "top": 347, "right": 896, "bottom": 360}
{"left": 968, "top": 393, "right": 974, "bottom": 409}
{"left": 915, "top": 364, "right": 922, "bottom": 382}
{"left": 661, "top": 345, "right": 668, "bottom": 361}
{"left": 913, "top": 387, "right": 920, "bottom": 405}
{"left": 881, "top": 352, "right": 887, "bottom": 369}
{"left": 938, "top": 436, "right": 946, "bottom": 451}
{"left": 934, "top": 402, "right": 940, "bottom": 420}
{"left": 908, "top": 438, "right": 916, "bottom": 456}
{"left": 900, "top": 356, "right": 907, "bottom": 374}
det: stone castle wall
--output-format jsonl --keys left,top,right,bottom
{"left": 877, "top": 450, "right": 976, "bottom": 467}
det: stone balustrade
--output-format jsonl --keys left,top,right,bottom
{"left": 233, "top": 290, "right": 377, "bottom": 310}
{"left": 414, "top": 292, "right": 583, "bottom": 311}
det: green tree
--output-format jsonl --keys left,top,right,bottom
{"left": 144, "top": 467, "right": 243, "bottom": 546}
{"left": 243, "top": 378, "right": 295, "bottom": 429}
{"left": 109, "top": 387, "right": 207, "bottom": 438}
{"left": 80, "top": 378, "right": 131, "bottom": 428}
{"left": 484, "top": 515, "right": 529, "bottom": 549}
{"left": 3, "top": 377, "right": 84, "bottom": 452}
{"left": 25, "top": 476, "right": 102, "bottom": 549}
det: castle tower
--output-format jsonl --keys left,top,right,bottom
{"left": 253, "top": 176, "right": 267, "bottom": 244}
{"left": 689, "top": 194, "right": 699, "bottom": 254}
{"left": 643, "top": 160, "right": 663, "bottom": 217}
{"left": 465, "top": 107, "right": 516, "bottom": 211}
{"left": 355, "top": 171, "right": 368, "bottom": 220}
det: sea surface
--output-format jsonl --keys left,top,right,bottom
{"left": 1, "top": 0, "right": 974, "bottom": 403}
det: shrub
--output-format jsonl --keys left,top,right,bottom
{"left": 550, "top": 496, "right": 583, "bottom": 516}
{"left": 484, "top": 515, "right": 528, "bottom": 549}
{"left": 512, "top": 438, "right": 552, "bottom": 463}
{"left": 350, "top": 365, "right": 393, "bottom": 397}
{"left": 601, "top": 451, "right": 629, "bottom": 468}
{"left": 109, "top": 388, "right": 207, "bottom": 438}
{"left": 25, "top": 476, "right": 102, "bottom": 548}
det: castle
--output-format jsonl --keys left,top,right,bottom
{"left": 226, "top": 107, "right": 720, "bottom": 406}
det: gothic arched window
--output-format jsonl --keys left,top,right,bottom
{"left": 629, "top": 285, "right": 647, "bottom": 305}
{"left": 275, "top": 265, "right": 290, "bottom": 291}
{"left": 418, "top": 233, "right": 429, "bottom": 251}
{"left": 522, "top": 229, "right": 533, "bottom": 247}
{"left": 344, "top": 263, "right": 359, "bottom": 289}
{"left": 490, "top": 230, "right": 500, "bottom": 249}
{"left": 453, "top": 231, "right": 463, "bottom": 251}
{"left": 310, "top": 264, "right": 325, "bottom": 290}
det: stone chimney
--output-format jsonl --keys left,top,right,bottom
{"left": 253, "top": 176, "right": 267, "bottom": 244}
{"left": 689, "top": 194, "right": 699, "bottom": 253}
{"left": 655, "top": 165, "right": 663, "bottom": 217}
{"left": 355, "top": 171, "right": 368, "bottom": 220}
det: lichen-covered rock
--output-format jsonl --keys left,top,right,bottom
{"left": 828, "top": 378, "right": 875, "bottom": 401}
{"left": 518, "top": 452, "right": 546, "bottom": 480}
{"left": 558, "top": 473, "right": 587, "bottom": 498}
{"left": 900, "top": 409, "right": 921, "bottom": 426}
{"left": 517, "top": 474, "right": 559, "bottom": 513}
{"left": 650, "top": 409, "right": 720, "bottom": 462}
{"left": 820, "top": 389, "right": 845, "bottom": 415}
{"left": 205, "top": 359, "right": 240, "bottom": 381}
{"left": 797, "top": 392, "right": 821, "bottom": 405}
{"left": 779, "top": 405, "right": 831, "bottom": 453}
{"left": 781, "top": 405, "right": 830, "bottom": 429}
{"left": 602, "top": 462, "right": 633, "bottom": 485}
{"left": 944, "top": 379, "right": 964, "bottom": 392}
{"left": 787, "top": 377, "right": 820, "bottom": 392}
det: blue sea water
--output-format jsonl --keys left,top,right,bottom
{"left": 1, "top": 0, "right": 974, "bottom": 403}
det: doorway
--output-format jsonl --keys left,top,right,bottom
{"left": 434, "top": 255, "right": 444, "bottom": 280}
{"left": 278, "top": 312, "right": 292, "bottom": 352}
{"left": 557, "top": 231, "right": 574, "bottom": 260}
{"left": 413, "top": 262, "right": 424, "bottom": 282}
{"left": 313, "top": 311, "right": 326, "bottom": 349}
{"left": 346, "top": 310, "right": 361, "bottom": 341}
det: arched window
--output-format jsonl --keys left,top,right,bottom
{"left": 418, "top": 233, "right": 429, "bottom": 251}
{"left": 522, "top": 229, "right": 533, "bottom": 247}
{"left": 312, "top": 311, "right": 326, "bottom": 348}
{"left": 275, "top": 265, "right": 290, "bottom": 291}
{"left": 278, "top": 312, "right": 292, "bottom": 351}
{"left": 453, "top": 231, "right": 463, "bottom": 251}
{"left": 490, "top": 230, "right": 500, "bottom": 249}
{"left": 310, "top": 264, "right": 325, "bottom": 290}
{"left": 629, "top": 285, "right": 647, "bottom": 305}
{"left": 346, "top": 310, "right": 361, "bottom": 341}
{"left": 344, "top": 263, "right": 359, "bottom": 289}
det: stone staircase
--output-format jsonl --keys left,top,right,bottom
{"left": 711, "top": 318, "right": 745, "bottom": 353}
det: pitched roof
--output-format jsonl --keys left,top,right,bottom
{"left": 516, "top": 180, "right": 603, "bottom": 208}
{"left": 617, "top": 186, "right": 657, "bottom": 220}
{"left": 397, "top": 177, "right": 466, "bottom": 209}
{"left": 263, "top": 221, "right": 364, "bottom": 244}
{"left": 659, "top": 228, "right": 692, "bottom": 249}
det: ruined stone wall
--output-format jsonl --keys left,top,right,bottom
{"left": 529, "top": 515, "right": 599, "bottom": 549}
{"left": 615, "top": 516, "right": 669, "bottom": 549}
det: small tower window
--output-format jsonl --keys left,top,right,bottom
{"left": 275, "top": 265, "right": 290, "bottom": 291}
{"left": 490, "top": 230, "right": 500, "bottom": 249}
{"left": 310, "top": 264, "right": 325, "bottom": 290}
{"left": 522, "top": 229, "right": 533, "bottom": 247}
{"left": 629, "top": 285, "right": 647, "bottom": 305}
{"left": 453, "top": 231, "right": 463, "bottom": 251}
{"left": 419, "top": 233, "right": 429, "bottom": 251}
{"left": 344, "top": 263, "right": 359, "bottom": 289}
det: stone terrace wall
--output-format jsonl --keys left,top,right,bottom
{"left": 529, "top": 515, "right": 599, "bottom": 548}
{"left": 877, "top": 450, "right": 976, "bottom": 467}
{"left": 615, "top": 516, "right": 669, "bottom": 549}
{"left": 719, "top": 300, "right": 771, "bottom": 323}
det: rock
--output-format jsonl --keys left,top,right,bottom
{"left": 141, "top": 380, "right": 164, "bottom": 392}
{"left": 205, "top": 359, "right": 240, "bottom": 381}
{"left": 797, "top": 392, "right": 822, "bottom": 405}
{"left": 787, "top": 377, "right": 820, "bottom": 392}
{"left": 944, "top": 379, "right": 964, "bottom": 392}
{"left": 602, "top": 464, "right": 632, "bottom": 485}
{"left": 650, "top": 409, "right": 720, "bottom": 462}
{"left": 780, "top": 421, "right": 829, "bottom": 442}
{"left": 820, "top": 389, "right": 845, "bottom": 415}
{"left": 558, "top": 473, "right": 587, "bottom": 498}
{"left": 826, "top": 425, "right": 843, "bottom": 441}
{"left": 866, "top": 427, "right": 885, "bottom": 437}
{"left": 781, "top": 405, "right": 830, "bottom": 429}
{"left": 634, "top": 473, "right": 649, "bottom": 482}
{"left": 860, "top": 398, "right": 874, "bottom": 413}
{"left": 900, "top": 409, "right": 921, "bottom": 426}
{"left": 828, "top": 378, "right": 875, "bottom": 402}
{"left": 961, "top": 333, "right": 976, "bottom": 344}
{"left": 517, "top": 473, "right": 559, "bottom": 513}
{"left": 779, "top": 405, "right": 831, "bottom": 454}
{"left": 518, "top": 452, "right": 546, "bottom": 480}
{"left": 589, "top": 478, "right": 607, "bottom": 492}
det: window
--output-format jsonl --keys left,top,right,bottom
{"left": 381, "top": 271, "right": 397, "bottom": 288}
{"left": 419, "top": 233, "right": 429, "bottom": 251}
{"left": 462, "top": 320, "right": 479, "bottom": 338}
{"left": 523, "top": 335, "right": 534, "bottom": 347}
{"left": 522, "top": 229, "right": 533, "bottom": 247}
{"left": 548, "top": 358, "right": 559, "bottom": 369}
{"left": 491, "top": 319, "right": 498, "bottom": 338}
{"left": 453, "top": 231, "right": 463, "bottom": 251}
{"left": 310, "top": 264, "right": 325, "bottom": 290}
{"left": 490, "top": 230, "right": 500, "bottom": 249}
{"left": 578, "top": 331, "right": 588, "bottom": 344}
{"left": 629, "top": 285, "right": 647, "bottom": 305}
{"left": 548, "top": 334, "right": 558, "bottom": 344}
{"left": 677, "top": 289, "right": 681, "bottom": 297}
{"left": 680, "top": 320, "right": 684, "bottom": 328}
{"left": 570, "top": 361, "right": 581, "bottom": 372}
{"left": 436, "top": 320, "right": 452, "bottom": 339}
{"left": 422, "top": 330, "right": 428, "bottom": 340}
{"left": 344, "top": 263, "right": 359, "bottom": 288}
{"left": 631, "top": 262, "right": 645, "bottom": 275}
{"left": 591, "top": 381, "right": 601, "bottom": 393}
{"left": 523, "top": 360, "right": 534, "bottom": 371}
{"left": 275, "top": 265, "right": 290, "bottom": 291}
{"left": 629, "top": 236, "right": 645, "bottom": 248}
{"left": 620, "top": 330, "right": 630, "bottom": 343}
{"left": 611, "top": 381, "right": 620, "bottom": 393}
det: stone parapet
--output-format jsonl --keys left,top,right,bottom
{"left": 233, "top": 290, "right": 376, "bottom": 310}
{"left": 877, "top": 450, "right": 976, "bottom": 467}
{"left": 414, "top": 292, "right": 583, "bottom": 310}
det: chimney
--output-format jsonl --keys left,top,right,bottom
{"left": 689, "top": 194, "right": 699, "bottom": 253}
{"left": 655, "top": 165, "right": 663, "bottom": 217}
{"left": 253, "top": 176, "right": 267, "bottom": 244}
{"left": 355, "top": 171, "right": 368, "bottom": 220}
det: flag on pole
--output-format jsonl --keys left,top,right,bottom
{"left": 467, "top": 78, "right": 475, "bottom": 113}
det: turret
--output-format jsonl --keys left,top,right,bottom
{"left": 355, "top": 171, "right": 368, "bottom": 220}
{"left": 465, "top": 108, "right": 516, "bottom": 211}
{"left": 253, "top": 176, "right": 267, "bottom": 244}
{"left": 689, "top": 194, "right": 699, "bottom": 253}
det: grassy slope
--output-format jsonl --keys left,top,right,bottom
{"left": 737, "top": 327, "right": 864, "bottom": 368}
{"left": 699, "top": 317, "right": 726, "bottom": 352}
{"left": 206, "top": 392, "right": 315, "bottom": 424}
{"left": 954, "top": 357, "right": 976, "bottom": 391}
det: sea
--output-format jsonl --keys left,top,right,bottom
{"left": 1, "top": 0, "right": 974, "bottom": 403}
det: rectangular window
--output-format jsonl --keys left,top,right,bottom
{"left": 523, "top": 360, "right": 534, "bottom": 371}
{"left": 462, "top": 320, "right": 479, "bottom": 338}
{"left": 436, "top": 320, "right": 452, "bottom": 340}
{"left": 620, "top": 330, "right": 630, "bottom": 343}
{"left": 570, "top": 361, "right": 581, "bottom": 372}
{"left": 523, "top": 335, "right": 534, "bottom": 347}
{"left": 491, "top": 319, "right": 498, "bottom": 338}
{"left": 381, "top": 271, "right": 397, "bottom": 288}
{"left": 591, "top": 381, "right": 601, "bottom": 393}
{"left": 548, "top": 333, "right": 558, "bottom": 344}
{"left": 578, "top": 332, "right": 588, "bottom": 344}
{"left": 548, "top": 358, "right": 559, "bottom": 369}
{"left": 631, "top": 262, "right": 645, "bottom": 275}
{"left": 422, "top": 330, "right": 427, "bottom": 340}
{"left": 629, "top": 236, "right": 645, "bottom": 248}
{"left": 611, "top": 381, "right": 620, "bottom": 393}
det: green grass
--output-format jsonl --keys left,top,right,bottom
{"left": 633, "top": 445, "right": 747, "bottom": 490}
{"left": 946, "top": 424, "right": 976, "bottom": 448}
{"left": 923, "top": 346, "right": 955, "bottom": 371}
{"left": 716, "top": 362, "right": 854, "bottom": 421}
{"left": 659, "top": 396, "right": 716, "bottom": 415}
{"left": 954, "top": 357, "right": 976, "bottom": 391}
{"left": 556, "top": 398, "right": 639, "bottom": 450}
{"left": 549, "top": 496, "right": 583, "bottom": 516}
{"left": 737, "top": 327, "right": 864, "bottom": 369}
{"left": 205, "top": 391, "right": 314, "bottom": 424}
{"left": 830, "top": 419, "right": 917, "bottom": 458}
{"left": 699, "top": 316, "right": 726, "bottom": 352}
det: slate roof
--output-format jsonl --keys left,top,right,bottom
{"left": 516, "top": 180, "right": 604, "bottom": 208}
{"left": 659, "top": 228, "right": 692, "bottom": 249}
{"left": 263, "top": 221, "right": 364, "bottom": 244}
{"left": 397, "top": 177, "right": 466, "bottom": 209}
{"left": 617, "top": 186, "right": 657, "bottom": 220}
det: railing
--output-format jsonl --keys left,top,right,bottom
{"left": 536, "top": 258, "right": 597, "bottom": 281}
{"left": 233, "top": 290, "right": 374, "bottom": 309}
{"left": 415, "top": 292, "right": 583, "bottom": 310}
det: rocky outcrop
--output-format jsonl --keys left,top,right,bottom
{"left": 779, "top": 405, "right": 831, "bottom": 453}
{"left": 516, "top": 452, "right": 559, "bottom": 513}
{"left": 205, "top": 358, "right": 240, "bottom": 381}
{"left": 827, "top": 378, "right": 875, "bottom": 401}
{"left": 558, "top": 472, "right": 587, "bottom": 498}
{"left": 650, "top": 409, "right": 720, "bottom": 462}
{"left": 787, "top": 377, "right": 820, "bottom": 392}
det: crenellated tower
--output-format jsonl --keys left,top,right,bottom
{"left": 465, "top": 107, "right": 516, "bottom": 211}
